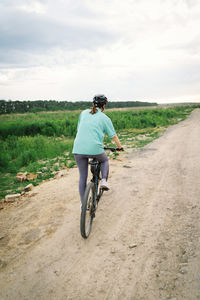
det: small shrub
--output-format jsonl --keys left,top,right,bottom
{"left": 0, "top": 152, "right": 11, "bottom": 170}
{"left": 18, "top": 150, "right": 37, "bottom": 166}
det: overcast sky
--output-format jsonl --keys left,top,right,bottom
{"left": 0, "top": 0, "right": 200, "bottom": 103}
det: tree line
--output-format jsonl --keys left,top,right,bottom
{"left": 0, "top": 100, "right": 157, "bottom": 114}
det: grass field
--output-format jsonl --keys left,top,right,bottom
{"left": 0, "top": 105, "right": 197, "bottom": 200}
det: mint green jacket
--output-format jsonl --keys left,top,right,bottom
{"left": 72, "top": 108, "right": 116, "bottom": 155}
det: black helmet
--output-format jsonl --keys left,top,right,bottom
{"left": 93, "top": 94, "right": 108, "bottom": 107}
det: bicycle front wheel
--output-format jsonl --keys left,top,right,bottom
{"left": 80, "top": 182, "right": 95, "bottom": 239}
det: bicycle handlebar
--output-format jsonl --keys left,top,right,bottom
{"left": 104, "top": 147, "right": 124, "bottom": 152}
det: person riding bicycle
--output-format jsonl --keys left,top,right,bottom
{"left": 73, "top": 94, "right": 123, "bottom": 205}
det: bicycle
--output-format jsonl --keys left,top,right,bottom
{"left": 80, "top": 147, "right": 123, "bottom": 239}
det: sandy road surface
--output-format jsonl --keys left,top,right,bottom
{"left": 0, "top": 109, "right": 200, "bottom": 300}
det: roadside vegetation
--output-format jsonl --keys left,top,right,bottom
{"left": 0, "top": 105, "right": 197, "bottom": 200}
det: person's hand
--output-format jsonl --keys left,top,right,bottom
{"left": 118, "top": 147, "right": 124, "bottom": 151}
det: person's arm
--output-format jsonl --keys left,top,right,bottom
{"left": 112, "top": 135, "right": 123, "bottom": 149}
{"left": 103, "top": 116, "right": 123, "bottom": 150}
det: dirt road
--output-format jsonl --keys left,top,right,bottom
{"left": 0, "top": 109, "right": 200, "bottom": 300}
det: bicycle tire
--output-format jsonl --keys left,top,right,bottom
{"left": 80, "top": 182, "right": 95, "bottom": 238}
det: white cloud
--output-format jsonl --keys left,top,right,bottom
{"left": 0, "top": 0, "right": 200, "bottom": 102}
{"left": 18, "top": 1, "right": 46, "bottom": 14}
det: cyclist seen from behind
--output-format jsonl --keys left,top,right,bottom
{"left": 73, "top": 94, "right": 123, "bottom": 205}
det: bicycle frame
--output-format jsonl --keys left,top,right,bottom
{"left": 80, "top": 147, "right": 123, "bottom": 238}
{"left": 89, "top": 159, "right": 103, "bottom": 204}
{"left": 88, "top": 146, "right": 122, "bottom": 203}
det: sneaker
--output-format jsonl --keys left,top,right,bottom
{"left": 100, "top": 179, "right": 110, "bottom": 190}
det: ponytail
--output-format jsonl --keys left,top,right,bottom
{"left": 90, "top": 103, "right": 98, "bottom": 114}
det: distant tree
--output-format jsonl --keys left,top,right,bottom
{"left": 0, "top": 99, "right": 158, "bottom": 114}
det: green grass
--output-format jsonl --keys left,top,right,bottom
{"left": 0, "top": 105, "right": 197, "bottom": 200}
{"left": 118, "top": 127, "right": 165, "bottom": 149}
{"left": 0, "top": 135, "right": 75, "bottom": 199}
{"left": 0, "top": 106, "right": 196, "bottom": 140}
{"left": 104, "top": 127, "right": 165, "bottom": 160}
{"left": 0, "top": 135, "right": 74, "bottom": 173}
{"left": 0, "top": 151, "right": 76, "bottom": 200}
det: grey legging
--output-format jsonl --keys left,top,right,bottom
{"left": 74, "top": 152, "right": 109, "bottom": 203}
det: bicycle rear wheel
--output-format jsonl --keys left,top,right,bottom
{"left": 80, "top": 182, "right": 95, "bottom": 238}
